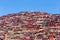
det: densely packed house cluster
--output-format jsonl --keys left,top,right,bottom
{"left": 0, "top": 12, "right": 60, "bottom": 40}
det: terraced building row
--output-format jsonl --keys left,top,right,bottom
{"left": 0, "top": 12, "right": 60, "bottom": 40}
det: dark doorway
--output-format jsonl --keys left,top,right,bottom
{"left": 0, "top": 38, "right": 3, "bottom": 40}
